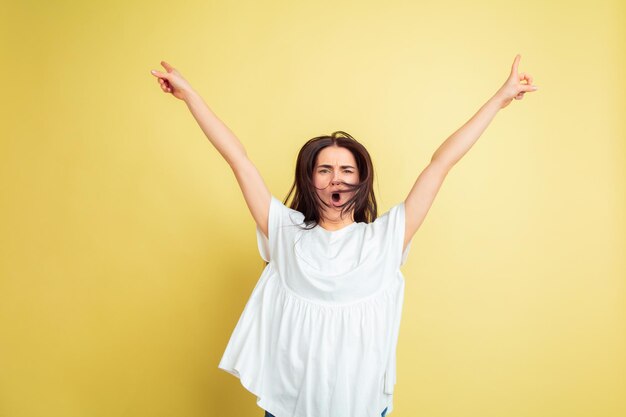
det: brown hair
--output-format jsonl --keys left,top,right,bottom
{"left": 284, "top": 131, "right": 378, "bottom": 229}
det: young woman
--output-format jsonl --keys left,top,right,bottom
{"left": 150, "top": 55, "right": 537, "bottom": 417}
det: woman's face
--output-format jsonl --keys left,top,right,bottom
{"left": 312, "top": 146, "right": 360, "bottom": 215}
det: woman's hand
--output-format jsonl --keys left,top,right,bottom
{"left": 150, "top": 61, "right": 195, "bottom": 101}
{"left": 494, "top": 54, "right": 538, "bottom": 109}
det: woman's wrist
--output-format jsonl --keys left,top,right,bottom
{"left": 489, "top": 91, "right": 506, "bottom": 110}
{"left": 182, "top": 88, "right": 199, "bottom": 103}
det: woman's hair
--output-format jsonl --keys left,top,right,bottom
{"left": 283, "top": 131, "right": 378, "bottom": 229}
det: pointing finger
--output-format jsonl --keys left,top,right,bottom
{"left": 161, "top": 61, "right": 175, "bottom": 72}
{"left": 511, "top": 54, "right": 521, "bottom": 76}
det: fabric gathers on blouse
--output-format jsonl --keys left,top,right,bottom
{"left": 218, "top": 196, "right": 412, "bottom": 417}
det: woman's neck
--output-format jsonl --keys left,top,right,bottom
{"left": 318, "top": 212, "right": 355, "bottom": 231}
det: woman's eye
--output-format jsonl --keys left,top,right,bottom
{"left": 318, "top": 169, "right": 353, "bottom": 174}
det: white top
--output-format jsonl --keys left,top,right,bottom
{"left": 218, "top": 195, "right": 412, "bottom": 417}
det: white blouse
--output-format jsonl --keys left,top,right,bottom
{"left": 218, "top": 196, "right": 412, "bottom": 417}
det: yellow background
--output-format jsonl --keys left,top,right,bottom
{"left": 1, "top": 0, "right": 624, "bottom": 416}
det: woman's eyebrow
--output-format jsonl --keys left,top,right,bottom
{"left": 317, "top": 164, "right": 355, "bottom": 169}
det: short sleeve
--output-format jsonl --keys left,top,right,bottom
{"left": 398, "top": 202, "right": 412, "bottom": 267}
{"left": 256, "top": 224, "right": 270, "bottom": 263}
{"left": 255, "top": 196, "right": 302, "bottom": 262}
{"left": 375, "top": 202, "right": 412, "bottom": 268}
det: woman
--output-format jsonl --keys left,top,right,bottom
{"left": 150, "top": 55, "right": 537, "bottom": 417}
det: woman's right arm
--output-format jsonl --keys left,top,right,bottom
{"left": 183, "top": 90, "right": 247, "bottom": 167}
{"left": 151, "top": 61, "right": 271, "bottom": 238}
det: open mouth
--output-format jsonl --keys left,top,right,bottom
{"left": 332, "top": 193, "right": 340, "bottom": 202}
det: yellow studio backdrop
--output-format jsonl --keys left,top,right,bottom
{"left": 1, "top": 0, "right": 624, "bottom": 416}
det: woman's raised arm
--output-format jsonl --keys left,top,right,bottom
{"left": 150, "top": 61, "right": 271, "bottom": 237}
{"left": 402, "top": 54, "right": 539, "bottom": 250}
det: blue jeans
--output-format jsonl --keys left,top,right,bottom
{"left": 264, "top": 406, "right": 388, "bottom": 417}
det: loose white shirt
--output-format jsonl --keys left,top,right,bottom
{"left": 218, "top": 196, "right": 412, "bottom": 417}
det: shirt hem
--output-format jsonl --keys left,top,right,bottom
{"left": 218, "top": 363, "right": 394, "bottom": 417}
{"left": 217, "top": 363, "right": 290, "bottom": 416}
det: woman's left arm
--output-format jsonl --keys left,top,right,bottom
{"left": 402, "top": 54, "right": 538, "bottom": 251}
{"left": 430, "top": 55, "right": 538, "bottom": 169}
